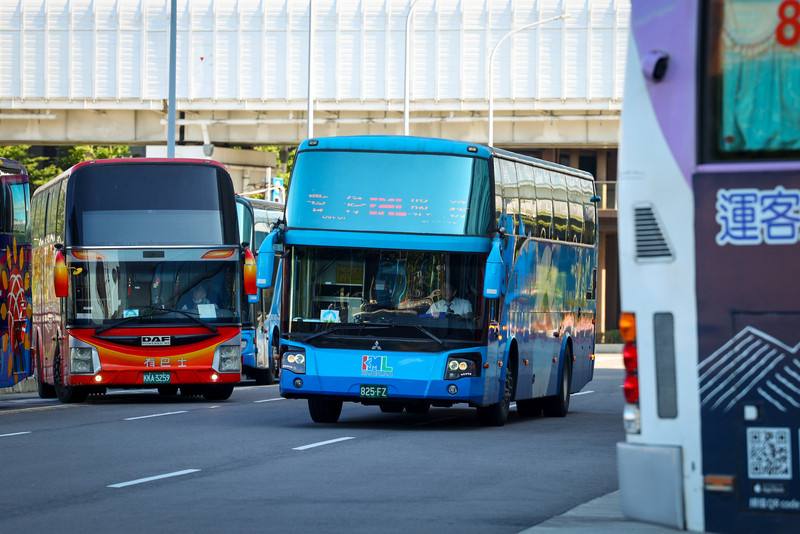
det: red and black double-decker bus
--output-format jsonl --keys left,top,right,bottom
{"left": 32, "top": 159, "right": 256, "bottom": 402}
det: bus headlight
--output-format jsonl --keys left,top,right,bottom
{"left": 214, "top": 345, "right": 241, "bottom": 373}
{"left": 445, "top": 354, "right": 481, "bottom": 380}
{"left": 282, "top": 347, "right": 306, "bottom": 374}
{"left": 70, "top": 347, "right": 95, "bottom": 374}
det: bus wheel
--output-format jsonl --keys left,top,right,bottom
{"left": 405, "top": 402, "right": 430, "bottom": 415}
{"left": 477, "top": 361, "right": 515, "bottom": 427}
{"left": 516, "top": 398, "right": 543, "bottom": 418}
{"left": 203, "top": 385, "right": 234, "bottom": 401}
{"left": 53, "top": 351, "right": 88, "bottom": 404}
{"left": 379, "top": 403, "right": 404, "bottom": 413}
{"left": 253, "top": 368, "right": 274, "bottom": 386}
{"left": 543, "top": 350, "right": 572, "bottom": 418}
{"left": 308, "top": 397, "right": 343, "bottom": 423}
{"left": 35, "top": 349, "right": 56, "bottom": 399}
{"left": 158, "top": 386, "right": 179, "bottom": 396}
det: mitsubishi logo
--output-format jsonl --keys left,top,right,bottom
{"left": 371, "top": 340, "right": 382, "bottom": 351}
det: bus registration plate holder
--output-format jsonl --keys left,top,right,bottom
{"left": 143, "top": 372, "right": 171, "bottom": 385}
{"left": 360, "top": 385, "right": 388, "bottom": 398}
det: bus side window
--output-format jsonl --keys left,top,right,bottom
{"left": 534, "top": 168, "right": 553, "bottom": 239}
{"left": 496, "top": 159, "right": 520, "bottom": 234}
{"left": 0, "top": 184, "right": 11, "bottom": 234}
{"left": 10, "top": 182, "right": 30, "bottom": 242}
{"left": 516, "top": 163, "right": 536, "bottom": 237}
{"left": 45, "top": 186, "right": 59, "bottom": 243}
{"left": 31, "top": 192, "right": 43, "bottom": 247}
{"left": 55, "top": 180, "right": 66, "bottom": 242}
{"left": 492, "top": 159, "right": 503, "bottom": 224}
{"left": 550, "top": 172, "right": 569, "bottom": 241}
{"left": 567, "top": 176, "right": 584, "bottom": 243}
{"left": 581, "top": 179, "right": 597, "bottom": 245}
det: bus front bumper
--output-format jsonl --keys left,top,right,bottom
{"left": 280, "top": 371, "right": 484, "bottom": 405}
{"left": 67, "top": 369, "right": 240, "bottom": 387}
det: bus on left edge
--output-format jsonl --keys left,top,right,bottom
{"left": 31, "top": 159, "right": 258, "bottom": 402}
{"left": 0, "top": 158, "right": 32, "bottom": 389}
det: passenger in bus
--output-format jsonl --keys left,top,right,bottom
{"left": 426, "top": 282, "right": 472, "bottom": 318}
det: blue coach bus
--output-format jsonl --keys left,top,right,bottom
{"left": 257, "top": 136, "right": 598, "bottom": 426}
{"left": 237, "top": 197, "right": 284, "bottom": 384}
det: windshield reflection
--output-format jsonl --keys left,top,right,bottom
{"left": 288, "top": 247, "right": 485, "bottom": 342}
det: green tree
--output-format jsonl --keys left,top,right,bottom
{"left": 0, "top": 145, "right": 62, "bottom": 190}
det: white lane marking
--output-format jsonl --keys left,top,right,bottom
{"left": 209, "top": 405, "right": 220, "bottom": 409}
{"left": 0, "top": 431, "right": 31, "bottom": 438}
{"left": 254, "top": 397, "right": 285, "bottom": 404}
{"left": 124, "top": 410, "right": 187, "bottom": 421}
{"left": 509, "top": 402, "right": 517, "bottom": 409}
{"left": 107, "top": 469, "right": 201, "bottom": 489}
{"left": 293, "top": 437, "right": 356, "bottom": 451}
{"left": 571, "top": 390, "right": 595, "bottom": 397}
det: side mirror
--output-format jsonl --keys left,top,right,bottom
{"left": 483, "top": 236, "right": 504, "bottom": 299}
{"left": 243, "top": 246, "right": 258, "bottom": 296}
{"left": 590, "top": 194, "right": 601, "bottom": 203}
{"left": 54, "top": 246, "right": 68, "bottom": 298}
{"left": 256, "top": 229, "right": 279, "bottom": 289}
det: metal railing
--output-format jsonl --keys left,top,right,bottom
{"left": 596, "top": 181, "right": 617, "bottom": 211}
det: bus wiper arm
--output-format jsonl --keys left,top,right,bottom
{"left": 303, "top": 324, "right": 385, "bottom": 343}
{"left": 95, "top": 306, "right": 218, "bottom": 335}
{"left": 360, "top": 320, "right": 445, "bottom": 348}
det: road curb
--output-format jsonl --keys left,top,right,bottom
{"left": 519, "top": 491, "right": 682, "bottom": 533}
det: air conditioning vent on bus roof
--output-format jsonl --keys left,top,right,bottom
{"left": 634, "top": 205, "right": 673, "bottom": 262}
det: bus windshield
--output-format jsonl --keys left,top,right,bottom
{"left": 67, "top": 249, "right": 239, "bottom": 326}
{"left": 286, "top": 151, "right": 492, "bottom": 235}
{"left": 287, "top": 246, "right": 484, "bottom": 343}
{"left": 68, "top": 163, "right": 237, "bottom": 246}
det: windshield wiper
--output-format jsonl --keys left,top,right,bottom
{"left": 95, "top": 305, "right": 218, "bottom": 335}
{"left": 347, "top": 320, "right": 446, "bottom": 349}
{"left": 303, "top": 324, "right": 384, "bottom": 343}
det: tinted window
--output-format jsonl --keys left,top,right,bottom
{"left": 582, "top": 179, "right": 597, "bottom": 245}
{"left": 68, "top": 163, "right": 237, "bottom": 246}
{"left": 567, "top": 176, "right": 584, "bottom": 243}
{"left": 516, "top": 163, "right": 536, "bottom": 236}
{"left": 288, "top": 151, "right": 492, "bottom": 236}
{"left": 496, "top": 159, "right": 519, "bottom": 234}
{"left": 534, "top": 168, "right": 553, "bottom": 239}
{"left": 551, "top": 173, "right": 568, "bottom": 241}
{"left": 10, "top": 182, "right": 29, "bottom": 240}
{"left": 32, "top": 191, "right": 46, "bottom": 246}
{"left": 45, "top": 186, "right": 59, "bottom": 240}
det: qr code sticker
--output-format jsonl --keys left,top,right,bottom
{"left": 747, "top": 427, "right": 792, "bottom": 480}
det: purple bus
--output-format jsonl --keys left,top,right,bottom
{"left": 617, "top": 1, "right": 800, "bottom": 533}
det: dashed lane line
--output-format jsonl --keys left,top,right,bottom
{"left": 0, "top": 431, "right": 31, "bottom": 438}
{"left": 293, "top": 437, "right": 356, "bottom": 451}
{"left": 107, "top": 469, "right": 201, "bottom": 489}
{"left": 571, "top": 390, "right": 595, "bottom": 397}
{"left": 254, "top": 398, "right": 286, "bottom": 404}
{"left": 124, "top": 410, "right": 188, "bottom": 421}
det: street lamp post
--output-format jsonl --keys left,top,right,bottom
{"left": 403, "top": 0, "right": 423, "bottom": 136}
{"left": 167, "top": 0, "right": 178, "bottom": 158}
{"left": 487, "top": 13, "right": 566, "bottom": 147}
{"left": 307, "top": 0, "right": 315, "bottom": 139}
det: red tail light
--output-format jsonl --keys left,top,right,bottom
{"left": 623, "top": 343, "right": 638, "bottom": 373}
{"left": 243, "top": 246, "right": 257, "bottom": 296}
{"left": 623, "top": 374, "right": 640, "bottom": 404}
{"left": 619, "top": 312, "right": 639, "bottom": 406}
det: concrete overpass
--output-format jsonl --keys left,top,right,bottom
{"left": 0, "top": 0, "right": 629, "bottom": 148}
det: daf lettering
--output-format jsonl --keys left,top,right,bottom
{"left": 141, "top": 335, "right": 171, "bottom": 347}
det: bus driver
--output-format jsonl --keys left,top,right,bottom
{"left": 426, "top": 282, "right": 472, "bottom": 318}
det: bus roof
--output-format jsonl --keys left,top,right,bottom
{"left": 0, "top": 157, "right": 27, "bottom": 175}
{"left": 297, "top": 136, "right": 594, "bottom": 180}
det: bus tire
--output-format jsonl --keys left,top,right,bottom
{"left": 543, "top": 349, "right": 572, "bottom": 418}
{"left": 379, "top": 403, "right": 404, "bottom": 413}
{"left": 477, "top": 358, "right": 515, "bottom": 427}
{"left": 35, "top": 347, "right": 56, "bottom": 399}
{"left": 157, "top": 386, "right": 179, "bottom": 396}
{"left": 53, "top": 350, "right": 88, "bottom": 404}
{"left": 308, "top": 397, "right": 343, "bottom": 423}
{"left": 405, "top": 401, "right": 430, "bottom": 414}
{"left": 253, "top": 368, "right": 274, "bottom": 386}
{"left": 516, "top": 398, "right": 543, "bottom": 418}
{"left": 203, "top": 385, "right": 234, "bottom": 401}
